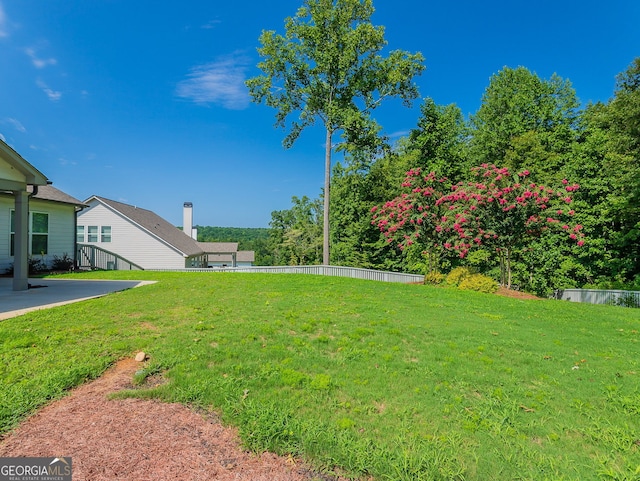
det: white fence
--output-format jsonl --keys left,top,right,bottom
{"left": 556, "top": 289, "right": 640, "bottom": 308}
{"left": 148, "top": 265, "right": 425, "bottom": 284}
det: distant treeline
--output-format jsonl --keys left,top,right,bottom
{"left": 195, "top": 226, "right": 272, "bottom": 265}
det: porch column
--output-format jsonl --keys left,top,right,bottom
{"left": 13, "top": 190, "right": 29, "bottom": 291}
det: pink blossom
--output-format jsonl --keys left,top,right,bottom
{"left": 577, "top": 240, "right": 585, "bottom": 247}
{"left": 562, "top": 179, "right": 568, "bottom": 185}
{"left": 569, "top": 233, "right": 577, "bottom": 240}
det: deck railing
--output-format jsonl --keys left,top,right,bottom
{"left": 76, "top": 244, "right": 143, "bottom": 271}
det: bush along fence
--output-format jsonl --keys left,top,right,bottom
{"left": 555, "top": 289, "right": 640, "bottom": 308}
{"left": 149, "top": 265, "right": 425, "bottom": 284}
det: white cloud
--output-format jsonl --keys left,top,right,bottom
{"left": 0, "top": 2, "right": 8, "bottom": 38}
{"left": 388, "top": 130, "right": 410, "bottom": 139}
{"left": 36, "top": 79, "right": 62, "bottom": 101}
{"left": 0, "top": 132, "right": 6, "bottom": 142}
{"left": 59, "top": 157, "right": 77, "bottom": 166}
{"left": 25, "top": 47, "right": 57, "bottom": 69}
{"left": 176, "top": 54, "right": 250, "bottom": 110}
{"left": 201, "top": 19, "right": 221, "bottom": 29}
{"left": 6, "top": 117, "right": 26, "bottom": 132}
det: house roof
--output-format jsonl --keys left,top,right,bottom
{"left": 0, "top": 139, "right": 49, "bottom": 190}
{"left": 237, "top": 251, "right": 255, "bottom": 262}
{"left": 29, "top": 185, "right": 86, "bottom": 207}
{"left": 197, "top": 242, "right": 238, "bottom": 254}
{"left": 87, "top": 196, "right": 204, "bottom": 258}
{"left": 207, "top": 251, "right": 255, "bottom": 263}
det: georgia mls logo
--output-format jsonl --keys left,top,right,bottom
{"left": 0, "top": 457, "right": 72, "bottom": 481}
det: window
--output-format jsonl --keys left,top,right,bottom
{"left": 87, "top": 226, "right": 98, "bottom": 243}
{"left": 10, "top": 210, "right": 49, "bottom": 255}
{"left": 101, "top": 226, "right": 112, "bottom": 243}
{"left": 31, "top": 213, "right": 48, "bottom": 255}
{"left": 77, "top": 225, "right": 85, "bottom": 243}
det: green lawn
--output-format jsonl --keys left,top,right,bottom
{"left": 1, "top": 271, "right": 639, "bottom": 480}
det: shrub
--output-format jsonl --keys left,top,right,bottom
{"left": 51, "top": 253, "right": 74, "bottom": 271}
{"left": 424, "top": 271, "right": 445, "bottom": 285}
{"left": 29, "top": 257, "right": 47, "bottom": 275}
{"left": 614, "top": 293, "right": 640, "bottom": 309}
{"left": 445, "top": 267, "right": 473, "bottom": 287}
{"left": 458, "top": 273, "right": 499, "bottom": 294}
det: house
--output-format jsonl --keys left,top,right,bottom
{"left": 0, "top": 184, "right": 86, "bottom": 271}
{"left": 76, "top": 196, "right": 207, "bottom": 269}
{"left": 1, "top": 140, "right": 83, "bottom": 290}
{"left": 184, "top": 203, "right": 255, "bottom": 268}
{"left": 198, "top": 242, "right": 255, "bottom": 267}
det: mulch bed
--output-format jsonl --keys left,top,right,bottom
{"left": 495, "top": 287, "right": 541, "bottom": 300}
{"left": 0, "top": 358, "right": 343, "bottom": 481}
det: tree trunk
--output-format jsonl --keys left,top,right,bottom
{"left": 323, "top": 128, "right": 332, "bottom": 265}
{"left": 506, "top": 247, "right": 512, "bottom": 289}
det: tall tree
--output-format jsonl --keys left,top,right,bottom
{"left": 246, "top": 0, "right": 424, "bottom": 265}
{"left": 470, "top": 66, "right": 579, "bottom": 184}
{"left": 406, "top": 98, "right": 471, "bottom": 180}
{"left": 567, "top": 58, "right": 640, "bottom": 284}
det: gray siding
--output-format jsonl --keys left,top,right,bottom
{"left": 0, "top": 196, "right": 76, "bottom": 272}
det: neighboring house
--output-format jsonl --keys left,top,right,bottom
{"left": 77, "top": 196, "right": 207, "bottom": 269}
{"left": 197, "top": 242, "right": 255, "bottom": 268}
{"left": 1, "top": 140, "right": 83, "bottom": 289}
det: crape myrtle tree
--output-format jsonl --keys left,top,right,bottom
{"left": 374, "top": 164, "right": 585, "bottom": 289}
{"left": 435, "top": 164, "right": 585, "bottom": 288}
{"left": 246, "top": 0, "right": 424, "bottom": 265}
{"left": 371, "top": 168, "right": 450, "bottom": 274}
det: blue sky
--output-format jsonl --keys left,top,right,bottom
{"left": 1, "top": 1, "right": 638, "bottom": 228}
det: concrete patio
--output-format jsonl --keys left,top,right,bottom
{"left": 0, "top": 277, "right": 155, "bottom": 320}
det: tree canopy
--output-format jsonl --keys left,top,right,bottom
{"left": 246, "top": 0, "right": 425, "bottom": 265}
{"left": 252, "top": 20, "right": 639, "bottom": 296}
